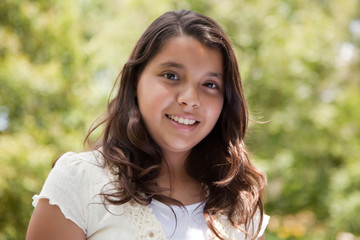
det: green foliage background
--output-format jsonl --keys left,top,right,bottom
{"left": 0, "top": 0, "right": 359, "bottom": 239}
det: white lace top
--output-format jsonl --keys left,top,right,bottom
{"left": 32, "top": 151, "right": 269, "bottom": 240}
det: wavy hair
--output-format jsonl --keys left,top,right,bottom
{"left": 86, "top": 9, "right": 266, "bottom": 239}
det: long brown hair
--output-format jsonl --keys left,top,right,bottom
{"left": 86, "top": 9, "right": 266, "bottom": 239}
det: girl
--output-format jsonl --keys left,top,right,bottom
{"left": 26, "top": 10, "right": 269, "bottom": 240}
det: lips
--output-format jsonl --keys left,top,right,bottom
{"left": 165, "top": 114, "right": 199, "bottom": 126}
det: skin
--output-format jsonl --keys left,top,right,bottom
{"left": 26, "top": 35, "right": 265, "bottom": 239}
{"left": 26, "top": 199, "right": 86, "bottom": 240}
{"left": 136, "top": 36, "right": 224, "bottom": 205}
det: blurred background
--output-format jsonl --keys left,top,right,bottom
{"left": 0, "top": 0, "right": 359, "bottom": 239}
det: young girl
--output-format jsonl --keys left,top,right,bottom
{"left": 26, "top": 10, "right": 269, "bottom": 240}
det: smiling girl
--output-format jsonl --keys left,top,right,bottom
{"left": 26, "top": 10, "right": 269, "bottom": 240}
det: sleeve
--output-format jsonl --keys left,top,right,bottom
{"left": 256, "top": 214, "right": 270, "bottom": 239}
{"left": 32, "top": 152, "right": 90, "bottom": 234}
{"left": 252, "top": 210, "right": 270, "bottom": 239}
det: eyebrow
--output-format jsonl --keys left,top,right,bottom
{"left": 159, "top": 61, "right": 223, "bottom": 79}
{"left": 159, "top": 62, "right": 185, "bottom": 69}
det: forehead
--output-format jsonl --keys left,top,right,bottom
{"left": 146, "top": 36, "right": 223, "bottom": 75}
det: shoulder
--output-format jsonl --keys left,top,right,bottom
{"left": 54, "top": 149, "right": 113, "bottom": 190}
{"left": 212, "top": 210, "right": 270, "bottom": 240}
{"left": 33, "top": 149, "right": 110, "bottom": 209}
{"left": 51, "top": 150, "right": 110, "bottom": 181}
{"left": 28, "top": 150, "right": 107, "bottom": 239}
{"left": 54, "top": 150, "right": 104, "bottom": 169}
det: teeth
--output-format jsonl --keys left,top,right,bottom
{"left": 167, "top": 114, "right": 197, "bottom": 125}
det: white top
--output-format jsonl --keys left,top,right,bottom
{"left": 150, "top": 199, "right": 208, "bottom": 239}
{"left": 33, "top": 151, "right": 270, "bottom": 240}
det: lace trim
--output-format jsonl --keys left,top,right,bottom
{"left": 123, "top": 199, "right": 266, "bottom": 240}
{"left": 122, "top": 200, "right": 239, "bottom": 240}
{"left": 207, "top": 213, "right": 232, "bottom": 240}
{"left": 124, "top": 200, "right": 166, "bottom": 240}
{"left": 122, "top": 199, "right": 249, "bottom": 240}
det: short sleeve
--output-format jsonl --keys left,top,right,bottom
{"left": 228, "top": 209, "right": 270, "bottom": 239}
{"left": 250, "top": 209, "right": 270, "bottom": 239}
{"left": 256, "top": 213, "right": 270, "bottom": 238}
{"left": 32, "top": 152, "right": 90, "bottom": 234}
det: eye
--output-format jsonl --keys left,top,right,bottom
{"left": 203, "top": 82, "right": 218, "bottom": 89}
{"left": 163, "top": 72, "right": 179, "bottom": 80}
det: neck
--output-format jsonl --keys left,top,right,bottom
{"left": 157, "top": 151, "right": 204, "bottom": 205}
{"left": 161, "top": 151, "right": 188, "bottom": 180}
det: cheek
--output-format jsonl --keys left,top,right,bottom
{"left": 137, "top": 85, "right": 171, "bottom": 122}
{"left": 206, "top": 97, "right": 224, "bottom": 125}
{"left": 140, "top": 92, "right": 169, "bottom": 114}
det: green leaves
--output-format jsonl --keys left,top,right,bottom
{"left": 0, "top": 0, "right": 359, "bottom": 239}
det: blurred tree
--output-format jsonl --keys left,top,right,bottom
{"left": 0, "top": 0, "right": 359, "bottom": 239}
{"left": 0, "top": 0, "right": 100, "bottom": 238}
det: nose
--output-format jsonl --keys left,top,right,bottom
{"left": 177, "top": 85, "right": 200, "bottom": 108}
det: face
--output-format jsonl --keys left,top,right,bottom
{"left": 136, "top": 36, "right": 224, "bottom": 160}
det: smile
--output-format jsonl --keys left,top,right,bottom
{"left": 166, "top": 114, "right": 198, "bottom": 125}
